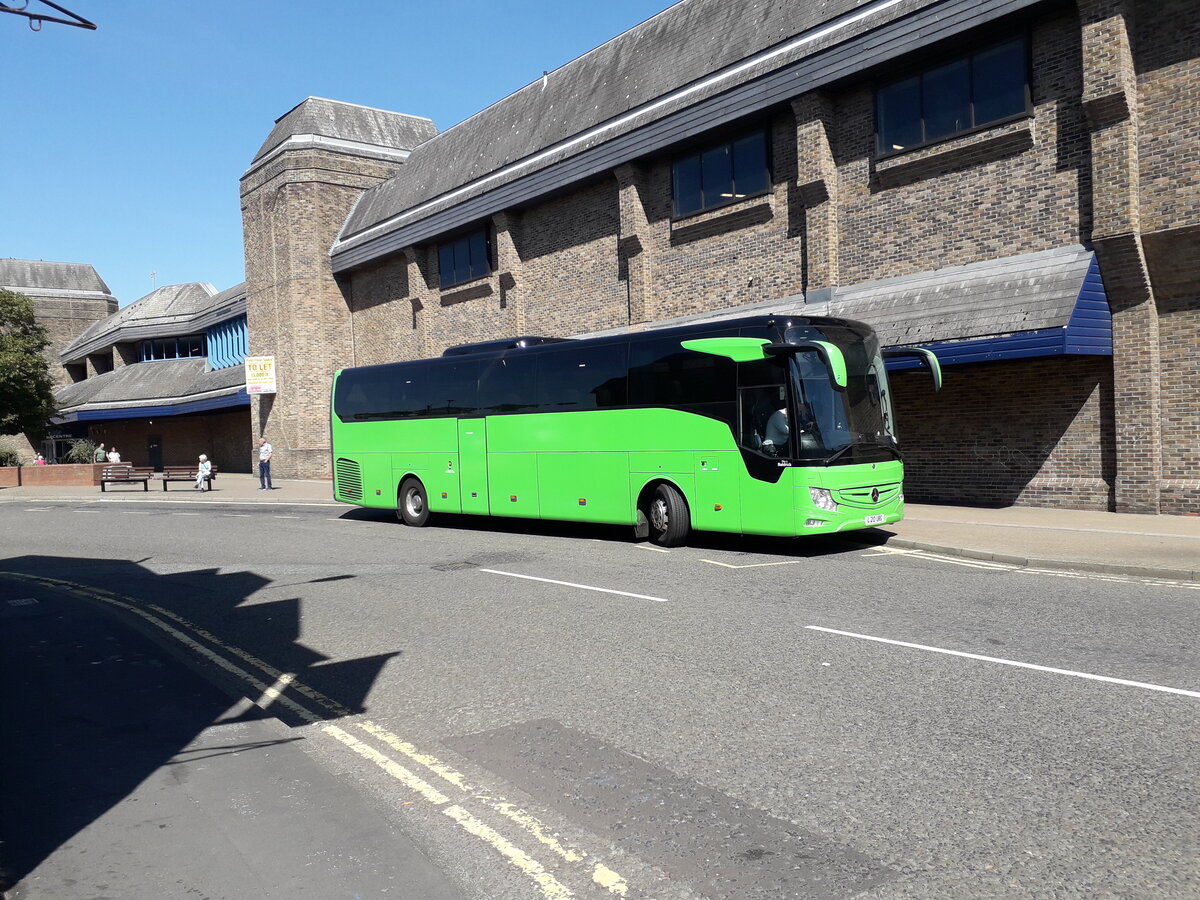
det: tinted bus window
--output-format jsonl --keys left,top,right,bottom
{"left": 334, "top": 364, "right": 424, "bottom": 421}
{"left": 479, "top": 355, "right": 536, "bottom": 413}
{"left": 536, "top": 343, "right": 628, "bottom": 411}
{"left": 629, "top": 333, "right": 736, "bottom": 408}
{"left": 427, "top": 359, "right": 480, "bottom": 416}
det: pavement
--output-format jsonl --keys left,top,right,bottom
{"left": 1, "top": 472, "right": 1198, "bottom": 582}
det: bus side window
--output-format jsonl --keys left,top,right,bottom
{"left": 428, "top": 359, "right": 481, "bottom": 416}
{"left": 479, "top": 355, "right": 536, "bottom": 413}
{"left": 536, "top": 344, "right": 628, "bottom": 411}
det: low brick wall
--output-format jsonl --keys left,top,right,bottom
{"left": 1, "top": 464, "right": 105, "bottom": 487}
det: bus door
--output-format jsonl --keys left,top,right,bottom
{"left": 457, "top": 417, "right": 490, "bottom": 515}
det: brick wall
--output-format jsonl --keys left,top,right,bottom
{"left": 31, "top": 294, "right": 117, "bottom": 389}
{"left": 892, "top": 357, "right": 1115, "bottom": 508}
{"left": 85, "top": 410, "right": 251, "bottom": 473}
{"left": 242, "top": 145, "right": 408, "bottom": 479}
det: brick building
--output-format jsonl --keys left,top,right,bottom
{"left": 0, "top": 259, "right": 117, "bottom": 461}
{"left": 53, "top": 282, "right": 253, "bottom": 471}
{"left": 242, "top": 0, "right": 1197, "bottom": 513}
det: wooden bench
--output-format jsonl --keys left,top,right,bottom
{"left": 161, "top": 464, "right": 218, "bottom": 491}
{"left": 99, "top": 465, "right": 153, "bottom": 492}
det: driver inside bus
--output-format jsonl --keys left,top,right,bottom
{"left": 763, "top": 402, "right": 818, "bottom": 455}
{"left": 762, "top": 406, "right": 789, "bottom": 455}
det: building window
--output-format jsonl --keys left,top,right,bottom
{"left": 438, "top": 228, "right": 491, "bottom": 289}
{"left": 137, "top": 335, "right": 207, "bottom": 362}
{"left": 876, "top": 36, "right": 1029, "bottom": 155}
{"left": 672, "top": 130, "right": 770, "bottom": 219}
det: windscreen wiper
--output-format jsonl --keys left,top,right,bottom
{"left": 823, "top": 441, "right": 903, "bottom": 466}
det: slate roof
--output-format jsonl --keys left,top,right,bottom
{"left": 61, "top": 282, "right": 247, "bottom": 363}
{"left": 251, "top": 97, "right": 437, "bottom": 167}
{"left": 336, "top": 0, "right": 939, "bottom": 249}
{"left": 805, "top": 245, "right": 1097, "bottom": 346}
{"left": 54, "top": 357, "right": 246, "bottom": 415}
{"left": 0, "top": 258, "right": 113, "bottom": 298}
{"left": 584, "top": 246, "right": 1098, "bottom": 347}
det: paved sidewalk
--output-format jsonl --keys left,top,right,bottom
{"left": 874, "top": 502, "right": 1200, "bottom": 582}
{"left": 2, "top": 474, "right": 1197, "bottom": 581}
{"left": 0, "top": 472, "right": 337, "bottom": 505}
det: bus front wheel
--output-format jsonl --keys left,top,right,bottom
{"left": 647, "top": 483, "right": 690, "bottom": 547}
{"left": 398, "top": 477, "right": 430, "bottom": 527}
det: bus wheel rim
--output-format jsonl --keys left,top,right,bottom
{"left": 650, "top": 498, "right": 668, "bottom": 532}
{"left": 407, "top": 490, "right": 423, "bottom": 516}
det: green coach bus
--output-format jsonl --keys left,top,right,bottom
{"left": 330, "top": 315, "right": 940, "bottom": 546}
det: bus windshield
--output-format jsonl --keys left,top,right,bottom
{"left": 740, "top": 328, "right": 899, "bottom": 465}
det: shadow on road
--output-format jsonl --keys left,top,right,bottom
{"left": 336, "top": 506, "right": 881, "bottom": 560}
{"left": 0, "top": 556, "right": 397, "bottom": 892}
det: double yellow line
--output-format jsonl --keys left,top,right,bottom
{"left": 2, "top": 571, "right": 631, "bottom": 900}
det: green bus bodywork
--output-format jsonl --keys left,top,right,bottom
{"left": 329, "top": 316, "right": 939, "bottom": 544}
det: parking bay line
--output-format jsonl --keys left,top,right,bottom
{"left": 806, "top": 625, "right": 1200, "bottom": 699}
{"left": 480, "top": 568, "right": 668, "bottom": 603}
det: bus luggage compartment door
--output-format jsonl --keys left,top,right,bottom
{"left": 457, "top": 417, "right": 490, "bottom": 515}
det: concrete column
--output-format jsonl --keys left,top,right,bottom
{"left": 791, "top": 93, "right": 840, "bottom": 293}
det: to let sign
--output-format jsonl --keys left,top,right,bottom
{"left": 245, "top": 356, "right": 277, "bottom": 394}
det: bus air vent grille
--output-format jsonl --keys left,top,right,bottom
{"left": 335, "top": 458, "right": 363, "bottom": 501}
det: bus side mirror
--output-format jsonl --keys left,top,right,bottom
{"left": 882, "top": 347, "right": 943, "bottom": 391}
{"left": 764, "top": 340, "right": 848, "bottom": 391}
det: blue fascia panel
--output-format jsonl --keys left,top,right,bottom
{"left": 206, "top": 315, "right": 248, "bottom": 370}
{"left": 66, "top": 390, "right": 251, "bottom": 423}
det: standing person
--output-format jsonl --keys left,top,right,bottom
{"left": 257, "top": 438, "right": 273, "bottom": 490}
{"left": 93, "top": 442, "right": 106, "bottom": 463}
{"left": 34, "top": 453, "right": 46, "bottom": 465}
{"left": 194, "top": 454, "right": 212, "bottom": 491}
{"left": 107, "top": 447, "right": 121, "bottom": 464}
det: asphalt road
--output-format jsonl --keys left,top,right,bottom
{"left": 2, "top": 498, "right": 1197, "bottom": 899}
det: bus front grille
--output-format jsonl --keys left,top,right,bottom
{"left": 335, "top": 457, "right": 363, "bottom": 501}
{"left": 835, "top": 482, "right": 900, "bottom": 508}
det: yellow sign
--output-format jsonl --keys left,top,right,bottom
{"left": 245, "top": 356, "right": 277, "bottom": 394}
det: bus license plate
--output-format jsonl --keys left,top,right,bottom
{"left": 864, "top": 514, "right": 886, "bottom": 525}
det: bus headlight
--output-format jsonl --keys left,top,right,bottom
{"left": 809, "top": 487, "right": 838, "bottom": 512}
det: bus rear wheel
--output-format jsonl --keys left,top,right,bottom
{"left": 398, "top": 477, "right": 430, "bottom": 527}
{"left": 647, "top": 483, "right": 690, "bottom": 547}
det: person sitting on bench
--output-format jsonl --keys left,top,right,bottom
{"left": 195, "top": 454, "right": 212, "bottom": 491}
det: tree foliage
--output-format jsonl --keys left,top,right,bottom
{"left": 0, "top": 289, "right": 57, "bottom": 438}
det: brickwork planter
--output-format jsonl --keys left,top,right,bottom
{"left": 0, "top": 464, "right": 105, "bottom": 487}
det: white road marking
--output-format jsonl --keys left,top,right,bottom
{"left": 635, "top": 544, "right": 670, "bottom": 553}
{"left": 701, "top": 558, "right": 804, "bottom": 569}
{"left": 866, "top": 545, "right": 1200, "bottom": 589}
{"left": 806, "top": 625, "right": 1200, "bottom": 699}
{"left": 481, "top": 568, "right": 668, "bottom": 603}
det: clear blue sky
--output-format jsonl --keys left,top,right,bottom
{"left": 4, "top": 0, "right": 670, "bottom": 307}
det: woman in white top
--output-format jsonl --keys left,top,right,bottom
{"left": 107, "top": 448, "right": 121, "bottom": 464}
{"left": 195, "top": 454, "right": 212, "bottom": 490}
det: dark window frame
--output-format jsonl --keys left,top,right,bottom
{"left": 671, "top": 128, "right": 772, "bottom": 220}
{"left": 136, "top": 334, "right": 208, "bottom": 362}
{"left": 437, "top": 227, "right": 493, "bottom": 289}
{"left": 874, "top": 34, "right": 1032, "bottom": 159}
